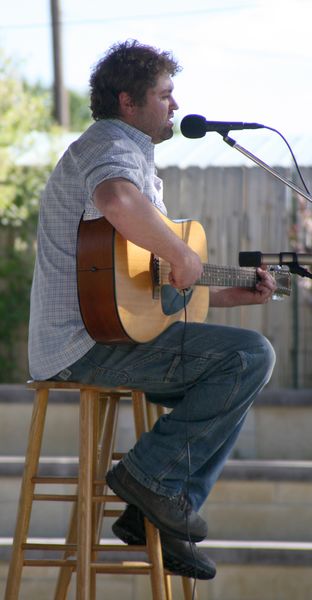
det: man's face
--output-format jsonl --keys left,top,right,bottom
{"left": 126, "top": 73, "right": 179, "bottom": 144}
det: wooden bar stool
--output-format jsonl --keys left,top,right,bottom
{"left": 5, "top": 380, "right": 196, "bottom": 600}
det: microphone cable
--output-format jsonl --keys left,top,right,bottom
{"left": 181, "top": 289, "right": 198, "bottom": 599}
{"left": 263, "top": 125, "right": 311, "bottom": 197}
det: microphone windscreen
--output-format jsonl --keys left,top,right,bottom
{"left": 180, "top": 114, "right": 207, "bottom": 138}
{"left": 239, "top": 252, "right": 262, "bottom": 267}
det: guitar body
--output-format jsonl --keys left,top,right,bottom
{"left": 77, "top": 212, "right": 209, "bottom": 343}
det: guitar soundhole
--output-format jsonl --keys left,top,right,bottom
{"left": 161, "top": 285, "right": 193, "bottom": 316}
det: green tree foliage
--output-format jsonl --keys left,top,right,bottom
{"left": 0, "top": 47, "right": 93, "bottom": 381}
{"left": 23, "top": 80, "right": 92, "bottom": 131}
{"left": 0, "top": 51, "right": 56, "bottom": 381}
{"left": 68, "top": 88, "right": 92, "bottom": 131}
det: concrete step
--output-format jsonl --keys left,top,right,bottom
{"left": 1, "top": 458, "right": 312, "bottom": 542}
{"left": 202, "top": 459, "right": 312, "bottom": 542}
{"left": 1, "top": 539, "right": 312, "bottom": 600}
{"left": 238, "top": 387, "right": 312, "bottom": 460}
{"left": 0, "top": 385, "right": 311, "bottom": 459}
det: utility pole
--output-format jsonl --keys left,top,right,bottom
{"left": 50, "top": 0, "right": 69, "bottom": 127}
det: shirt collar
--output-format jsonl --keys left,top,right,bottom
{"left": 105, "top": 118, "right": 155, "bottom": 164}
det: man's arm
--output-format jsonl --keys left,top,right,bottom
{"left": 94, "top": 178, "right": 276, "bottom": 306}
{"left": 93, "top": 177, "right": 203, "bottom": 290}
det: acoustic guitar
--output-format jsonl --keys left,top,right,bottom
{"left": 76, "top": 211, "right": 291, "bottom": 344}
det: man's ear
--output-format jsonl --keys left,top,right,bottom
{"left": 118, "top": 91, "right": 135, "bottom": 117}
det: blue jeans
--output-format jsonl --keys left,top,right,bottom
{"left": 54, "top": 322, "right": 275, "bottom": 511}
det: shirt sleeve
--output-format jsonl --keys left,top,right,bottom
{"left": 70, "top": 136, "right": 147, "bottom": 200}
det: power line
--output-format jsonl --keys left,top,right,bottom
{"left": 0, "top": 5, "right": 254, "bottom": 30}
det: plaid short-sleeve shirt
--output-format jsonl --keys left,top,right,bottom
{"left": 28, "top": 119, "right": 167, "bottom": 379}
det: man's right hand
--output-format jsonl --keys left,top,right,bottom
{"left": 168, "top": 248, "right": 203, "bottom": 290}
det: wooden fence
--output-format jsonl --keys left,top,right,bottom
{"left": 158, "top": 165, "right": 312, "bottom": 389}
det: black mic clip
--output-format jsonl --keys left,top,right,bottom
{"left": 239, "top": 251, "right": 312, "bottom": 279}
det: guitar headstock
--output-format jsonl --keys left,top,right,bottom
{"left": 269, "top": 265, "right": 291, "bottom": 299}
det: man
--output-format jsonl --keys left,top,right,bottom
{"left": 29, "top": 39, "right": 276, "bottom": 580}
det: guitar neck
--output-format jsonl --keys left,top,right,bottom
{"left": 157, "top": 260, "right": 291, "bottom": 296}
{"left": 199, "top": 264, "right": 257, "bottom": 288}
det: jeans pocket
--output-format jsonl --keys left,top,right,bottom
{"left": 164, "top": 354, "right": 182, "bottom": 382}
{"left": 56, "top": 349, "right": 130, "bottom": 387}
{"left": 123, "top": 349, "right": 182, "bottom": 385}
{"left": 92, "top": 365, "right": 129, "bottom": 386}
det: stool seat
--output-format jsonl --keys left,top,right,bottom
{"left": 27, "top": 379, "right": 132, "bottom": 391}
{"left": 5, "top": 380, "right": 196, "bottom": 600}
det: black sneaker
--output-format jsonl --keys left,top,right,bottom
{"left": 106, "top": 461, "right": 208, "bottom": 543}
{"left": 112, "top": 504, "right": 216, "bottom": 580}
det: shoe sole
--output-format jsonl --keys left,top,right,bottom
{"left": 112, "top": 523, "right": 216, "bottom": 580}
{"left": 106, "top": 469, "right": 205, "bottom": 542}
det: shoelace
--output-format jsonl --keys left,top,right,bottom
{"left": 176, "top": 492, "right": 192, "bottom": 514}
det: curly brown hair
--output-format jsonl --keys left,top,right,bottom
{"left": 89, "top": 39, "right": 181, "bottom": 120}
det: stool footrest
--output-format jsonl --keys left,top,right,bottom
{"left": 32, "top": 476, "right": 78, "bottom": 484}
{"left": 23, "top": 559, "right": 154, "bottom": 575}
{"left": 31, "top": 492, "right": 124, "bottom": 502}
{"left": 22, "top": 542, "right": 147, "bottom": 553}
{"left": 92, "top": 562, "right": 153, "bottom": 574}
{"left": 33, "top": 493, "right": 77, "bottom": 501}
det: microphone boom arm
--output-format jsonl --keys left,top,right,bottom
{"left": 222, "top": 134, "right": 312, "bottom": 203}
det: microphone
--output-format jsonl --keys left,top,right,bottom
{"left": 180, "top": 114, "right": 265, "bottom": 138}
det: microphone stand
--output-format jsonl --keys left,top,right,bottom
{"left": 221, "top": 133, "right": 312, "bottom": 278}
{"left": 221, "top": 133, "right": 312, "bottom": 203}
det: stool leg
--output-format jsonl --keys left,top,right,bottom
{"left": 142, "top": 401, "right": 196, "bottom": 600}
{"left": 54, "top": 394, "right": 120, "bottom": 599}
{"left": 182, "top": 577, "right": 197, "bottom": 600}
{"left": 142, "top": 400, "right": 176, "bottom": 600}
{"left": 76, "top": 389, "right": 96, "bottom": 600}
{"left": 144, "top": 519, "right": 168, "bottom": 600}
{"left": 131, "top": 390, "right": 147, "bottom": 438}
{"left": 132, "top": 392, "right": 167, "bottom": 600}
{"left": 90, "top": 394, "right": 101, "bottom": 600}
{"left": 93, "top": 394, "right": 120, "bottom": 540}
{"left": 54, "top": 504, "right": 77, "bottom": 599}
{"left": 4, "top": 388, "right": 49, "bottom": 600}
{"left": 164, "top": 574, "right": 173, "bottom": 600}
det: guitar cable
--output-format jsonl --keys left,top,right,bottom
{"left": 181, "top": 290, "right": 198, "bottom": 599}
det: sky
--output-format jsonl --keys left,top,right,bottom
{"left": 1, "top": 0, "right": 312, "bottom": 139}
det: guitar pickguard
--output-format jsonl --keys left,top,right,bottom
{"left": 161, "top": 285, "right": 193, "bottom": 315}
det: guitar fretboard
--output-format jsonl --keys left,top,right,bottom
{"left": 158, "top": 261, "right": 258, "bottom": 289}
{"left": 157, "top": 260, "right": 291, "bottom": 295}
{"left": 199, "top": 264, "right": 257, "bottom": 288}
